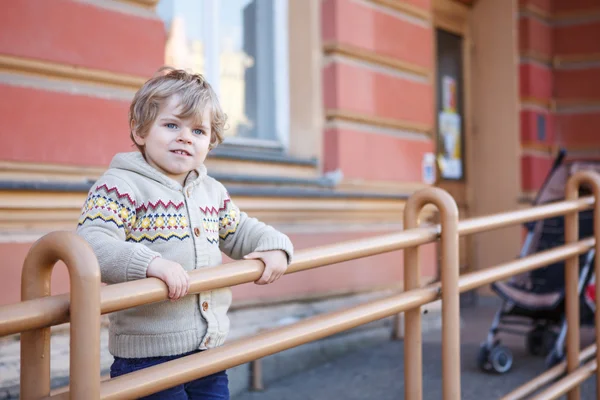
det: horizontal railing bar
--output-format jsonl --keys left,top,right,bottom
{"left": 501, "top": 344, "right": 597, "bottom": 400}
{"left": 0, "top": 292, "right": 70, "bottom": 337}
{"left": 49, "top": 238, "right": 595, "bottom": 399}
{"left": 49, "top": 286, "right": 442, "bottom": 399}
{"left": 0, "top": 197, "right": 593, "bottom": 337}
{"left": 458, "top": 197, "right": 593, "bottom": 236}
{"left": 529, "top": 359, "right": 597, "bottom": 400}
{"left": 419, "top": 238, "right": 594, "bottom": 297}
{"left": 458, "top": 238, "right": 594, "bottom": 292}
{"left": 0, "top": 226, "right": 440, "bottom": 337}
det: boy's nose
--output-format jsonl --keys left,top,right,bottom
{"left": 177, "top": 129, "right": 193, "bottom": 144}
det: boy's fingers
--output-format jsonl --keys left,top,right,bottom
{"left": 174, "top": 281, "right": 182, "bottom": 300}
{"left": 269, "top": 268, "right": 285, "bottom": 283}
{"left": 169, "top": 272, "right": 189, "bottom": 300}
{"left": 179, "top": 275, "right": 187, "bottom": 298}
{"left": 171, "top": 282, "right": 179, "bottom": 300}
{"left": 176, "top": 275, "right": 185, "bottom": 299}
{"left": 255, "top": 270, "right": 271, "bottom": 285}
{"left": 182, "top": 274, "right": 189, "bottom": 296}
{"left": 270, "top": 273, "right": 281, "bottom": 284}
{"left": 175, "top": 277, "right": 182, "bottom": 299}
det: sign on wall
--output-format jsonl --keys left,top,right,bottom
{"left": 422, "top": 152, "right": 436, "bottom": 185}
{"left": 437, "top": 75, "right": 463, "bottom": 180}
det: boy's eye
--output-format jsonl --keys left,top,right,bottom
{"left": 193, "top": 129, "right": 205, "bottom": 135}
{"left": 166, "top": 123, "right": 178, "bottom": 129}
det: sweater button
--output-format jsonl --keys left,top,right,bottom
{"left": 194, "top": 227, "right": 200, "bottom": 237}
{"left": 202, "top": 301, "right": 209, "bottom": 311}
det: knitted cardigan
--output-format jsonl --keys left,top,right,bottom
{"left": 76, "top": 152, "right": 294, "bottom": 358}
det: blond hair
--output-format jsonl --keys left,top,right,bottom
{"left": 129, "top": 66, "right": 227, "bottom": 151}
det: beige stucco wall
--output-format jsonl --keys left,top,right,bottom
{"left": 469, "top": 0, "right": 522, "bottom": 275}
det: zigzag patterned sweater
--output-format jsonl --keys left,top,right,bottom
{"left": 77, "top": 152, "right": 293, "bottom": 358}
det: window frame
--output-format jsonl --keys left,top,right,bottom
{"left": 199, "top": 0, "right": 290, "bottom": 151}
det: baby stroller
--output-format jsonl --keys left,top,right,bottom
{"left": 477, "top": 149, "right": 600, "bottom": 374}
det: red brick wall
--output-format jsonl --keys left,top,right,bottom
{"left": 519, "top": 0, "right": 600, "bottom": 193}
{"left": 1, "top": 0, "right": 164, "bottom": 167}
{"left": 0, "top": 0, "right": 165, "bottom": 305}
{"left": 0, "top": 0, "right": 442, "bottom": 307}
{"left": 553, "top": 0, "right": 600, "bottom": 157}
{"left": 321, "top": 0, "right": 435, "bottom": 184}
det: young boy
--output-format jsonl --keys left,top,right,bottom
{"left": 76, "top": 67, "right": 294, "bottom": 399}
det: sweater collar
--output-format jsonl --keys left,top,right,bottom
{"left": 109, "top": 152, "right": 207, "bottom": 191}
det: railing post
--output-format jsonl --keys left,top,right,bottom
{"left": 565, "top": 171, "right": 600, "bottom": 400}
{"left": 20, "top": 231, "right": 101, "bottom": 400}
{"left": 402, "top": 187, "right": 460, "bottom": 400}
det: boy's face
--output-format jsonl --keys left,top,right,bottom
{"left": 134, "top": 95, "right": 211, "bottom": 185}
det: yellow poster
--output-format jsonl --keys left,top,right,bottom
{"left": 437, "top": 111, "right": 462, "bottom": 180}
{"left": 437, "top": 75, "right": 463, "bottom": 180}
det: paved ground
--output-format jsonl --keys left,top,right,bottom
{"left": 235, "top": 296, "right": 597, "bottom": 400}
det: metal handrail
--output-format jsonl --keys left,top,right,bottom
{"left": 47, "top": 237, "right": 595, "bottom": 399}
{"left": 2, "top": 174, "right": 599, "bottom": 399}
{"left": 0, "top": 197, "right": 593, "bottom": 337}
{"left": 512, "top": 171, "right": 600, "bottom": 400}
{"left": 501, "top": 344, "right": 597, "bottom": 400}
{"left": 531, "top": 359, "right": 597, "bottom": 400}
{"left": 19, "top": 231, "right": 101, "bottom": 399}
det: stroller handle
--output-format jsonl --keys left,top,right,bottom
{"left": 524, "top": 147, "right": 567, "bottom": 233}
{"left": 552, "top": 147, "right": 567, "bottom": 171}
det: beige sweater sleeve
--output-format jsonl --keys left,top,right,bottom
{"left": 76, "top": 173, "right": 161, "bottom": 284}
{"left": 217, "top": 186, "right": 294, "bottom": 263}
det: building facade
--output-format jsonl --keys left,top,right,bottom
{"left": 0, "top": 0, "right": 598, "bottom": 310}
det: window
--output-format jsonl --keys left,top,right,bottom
{"left": 157, "top": 0, "right": 290, "bottom": 150}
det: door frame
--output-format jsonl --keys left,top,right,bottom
{"left": 432, "top": 0, "right": 476, "bottom": 277}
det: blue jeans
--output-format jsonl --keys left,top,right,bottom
{"left": 110, "top": 350, "right": 229, "bottom": 399}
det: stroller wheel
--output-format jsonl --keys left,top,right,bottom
{"left": 526, "top": 327, "right": 557, "bottom": 357}
{"left": 490, "top": 345, "right": 513, "bottom": 374}
{"left": 477, "top": 343, "right": 513, "bottom": 374}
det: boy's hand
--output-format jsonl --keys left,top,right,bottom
{"left": 244, "top": 250, "right": 288, "bottom": 285}
{"left": 146, "top": 257, "right": 190, "bottom": 300}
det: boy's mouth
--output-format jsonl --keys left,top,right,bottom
{"left": 171, "top": 149, "right": 192, "bottom": 157}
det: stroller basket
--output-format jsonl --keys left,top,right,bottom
{"left": 492, "top": 210, "right": 594, "bottom": 313}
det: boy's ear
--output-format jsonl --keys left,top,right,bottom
{"left": 132, "top": 131, "right": 145, "bottom": 146}
{"left": 130, "top": 120, "right": 146, "bottom": 146}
